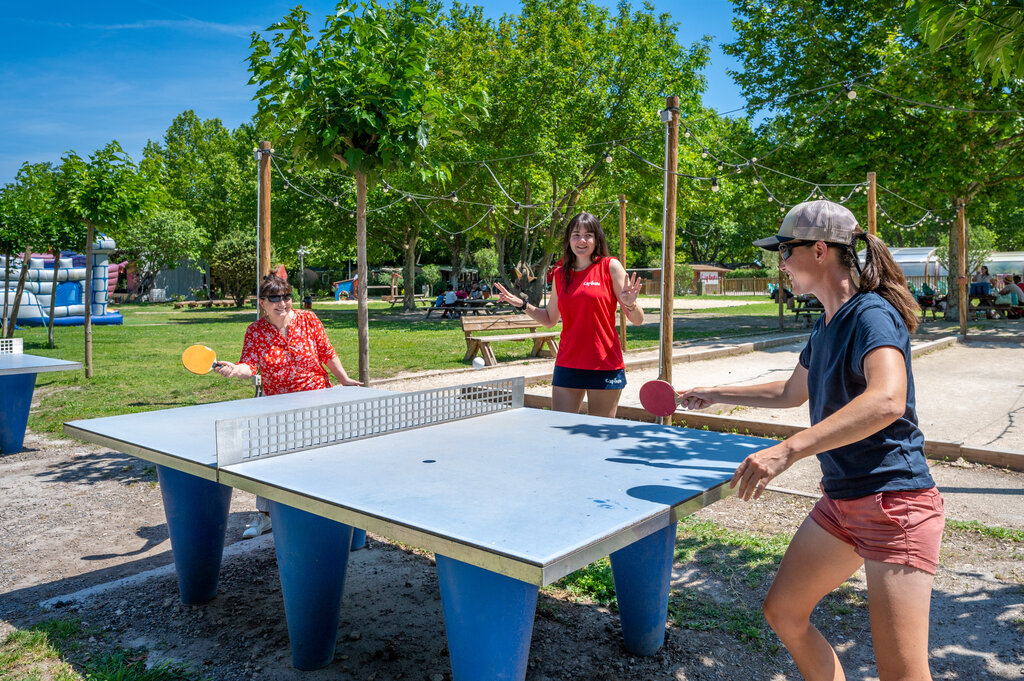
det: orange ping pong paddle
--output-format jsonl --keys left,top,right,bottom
{"left": 182, "top": 345, "right": 225, "bottom": 375}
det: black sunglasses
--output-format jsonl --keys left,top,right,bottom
{"left": 778, "top": 241, "right": 816, "bottom": 261}
{"left": 262, "top": 294, "right": 293, "bottom": 303}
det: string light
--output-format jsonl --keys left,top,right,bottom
{"left": 711, "top": 177, "right": 720, "bottom": 192}
{"left": 450, "top": 192, "right": 458, "bottom": 203}
{"left": 603, "top": 150, "right": 613, "bottom": 163}
{"left": 513, "top": 203, "right": 521, "bottom": 214}
{"left": 844, "top": 83, "right": 857, "bottom": 100}
{"left": 701, "top": 148, "right": 708, "bottom": 158}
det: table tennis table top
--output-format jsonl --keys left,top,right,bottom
{"left": 0, "top": 345, "right": 81, "bottom": 376}
{"left": 65, "top": 383, "right": 772, "bottom": 585}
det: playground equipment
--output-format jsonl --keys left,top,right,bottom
{"left": 1, "top": 237, "right": 125, "bottom": 327}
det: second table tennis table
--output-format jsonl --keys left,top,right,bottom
{"left": 1, "top": 338, "right": 81, "bottom": 453}
{"left": 65, "top": 377, "right": 773, "bottom": 681}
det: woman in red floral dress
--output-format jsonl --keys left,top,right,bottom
{"left": 215, "top": 274, "right": 360, "bottom": 537}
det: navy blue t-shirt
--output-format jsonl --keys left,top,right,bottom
{"left": 798, "top": 292, "right": 934, "bottom": 499}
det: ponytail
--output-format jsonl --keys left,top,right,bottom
{"left": 839, "top": 231, "right": 919, "bottom": 333}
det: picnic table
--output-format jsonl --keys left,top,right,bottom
{"left": 426, "top": 299, "right": 511, "bottom": 319}
{"left": 790, "top": 294, "right": 823, "bottom": 327}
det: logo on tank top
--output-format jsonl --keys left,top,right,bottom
{"left": 582, "top": 281, "right": 601, "bottom": 286}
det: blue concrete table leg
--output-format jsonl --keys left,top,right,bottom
{"left": 609, "top": 522, "right": 677, "bottom": 656}
{"left": 436, "top": 555, "right": 538, "bottom": 681}
{"left": 156, "top": 465, "right": 232, "bottom": 605}
{"left": 0, "top": 373, "right": 37, "bottom": 453}
{"left": 268, "top": 501, "right": 353, "bottom": 671}
{"left": 350, "top": 527, "right": 367, "bottom": 550}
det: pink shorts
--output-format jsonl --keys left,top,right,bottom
{"left": 809, "top": 486, "right": 945, "bottom": 574}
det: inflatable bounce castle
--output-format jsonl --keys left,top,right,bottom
{"left": 1, "top": 236, "right": 125, "bottom": 326}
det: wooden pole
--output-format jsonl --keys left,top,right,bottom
{"left": 618, "top": 195, "right": 627, "bottom": 351}
{"left": 83, "top": 221, "right": 94, "bottom": 378}
{"left": 659, "top": 96, "right": 680, "bottom": 425}
{"left": 957, "top": 200, "right": 967, "bottom": 336}
{"left": 258, "top": 141, "right": 272, "bottom": 317}
{"left": 356, "top": 170, "right": 370, "bottom": 385}
{"left": 866, "top": 171, "right": 877, "bottom": 236}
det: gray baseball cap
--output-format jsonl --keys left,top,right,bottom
{"left": 753, "top": 200, "right": 860, "bottom": 251}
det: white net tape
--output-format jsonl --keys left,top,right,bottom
{"left": 0, "top": 338, "right": 24, "bottom": 354}
{"left": 215, "top": 377, "right": 524, "bottom": 467}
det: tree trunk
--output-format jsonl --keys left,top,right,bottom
{"left": 355, "top": 170, "right": 369, "bottom": 385}
{"left": 402, "top": 221, "right": 420, "bottom": 312}
{"left": 7, "top": 248, "right": 33, "bottom": 339}
{"left": 47, "top": 249, "right": 60, "bottom": 348}
{"left": 2, "top": 250, "right": 11, "bottom": 337}
{"left": 84, "top": 220, "right": 94, "bottom": 378}
{"left": 946, "top": 208, "right": 964, "bottom": 323}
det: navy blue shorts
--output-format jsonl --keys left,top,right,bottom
{"left": 552, "top": 366, "right": 626, "bottom": 390}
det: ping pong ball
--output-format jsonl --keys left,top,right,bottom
{"left": 472, "top": 357, "right": 485, "bottom": 370}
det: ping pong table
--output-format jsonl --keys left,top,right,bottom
{"left": 64, "top": 377, "right": 773, "bottom": 681}
{"left": 1, "top": 338, "right": 81, "bottom": 453}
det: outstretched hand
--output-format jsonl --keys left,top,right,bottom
{"left": 620, "top": 272, "right": 642, "bottom": 307}
{"left": 493, "top": 282, "right": 523, "bottom": 308}
{"left": 675, "top": 387, "right": 715, "bottom": 411}
{"left": 730, "top": 443, "right": 791, "bottom": 501}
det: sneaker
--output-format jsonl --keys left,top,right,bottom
{"left": 242, "top": 512, "right": 272, "bottom": 539}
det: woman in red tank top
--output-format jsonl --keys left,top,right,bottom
{"left": 495, "top": 213, "right": 644, "bottom": 417}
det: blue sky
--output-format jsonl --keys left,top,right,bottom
{"left": 2, "top": 0, "right": 745, "bottom": 184}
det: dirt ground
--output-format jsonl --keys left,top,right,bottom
{"left": 2, "top": 328, "right": 1023, "bottom": 680}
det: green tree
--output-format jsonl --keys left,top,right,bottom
{"left": 935, "top": 223, "right": 995, "bottom": 280}
{"left": 118, "top": 210, "right": 207, "bottom": 300}
{"left": 722, "top": 0, "right": 1024, "bottom": 317}
{"left": 211, "top": 229, "right": 261, "bottom": 307}
{"left": 909, "top": 0, "right": 1024, "bottom": 85}
{"left": 248, "top": 0, "right": 486, "bottom": 382}
{"left": 55, "top": 142, "right": 153, "bottom": 377}
{"left": 428, "top": 0, "right": 710, "bottom": 302}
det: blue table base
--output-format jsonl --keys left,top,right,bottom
{"left": 156, "top": 466, "right": 232, "bottom": 604}
{"left": 436, "top": 554, "right": 539, "bottom": 681}
{"left": 0, "top": 372, "right": 37, "bottom": 453}
{"left": 268, "top": 501, "right": 354, "bottom": 670}
{"left": 609, "top": 522, "right": 678, "bottom": 656}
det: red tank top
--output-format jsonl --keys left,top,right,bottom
{"left": 554, "top": 257, "right": 624, "bottom": 370}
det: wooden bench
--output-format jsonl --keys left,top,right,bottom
{"left": 426, "top": 300, "right": 510, "bottom": 319}
{"left": 462, "top": 314, "right": 559, "bottom": 366}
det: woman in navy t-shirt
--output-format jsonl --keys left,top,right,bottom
{"left": 679, "top": 200, "right": 944, "bottom": 681}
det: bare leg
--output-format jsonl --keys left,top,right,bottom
{"left": 552, "top": 386, "right": 586, "bottom": 414}
{"left": 763, "top": 517, "right": 864, "bottom": 681}
{"left": 585, "top": 389, "right": 622, "bottom": 418}
{"left": 865, "top": 560, "right": 935, "bottom": 681}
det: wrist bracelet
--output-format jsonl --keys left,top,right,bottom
{"left": 518, "top": 299, "right": 529, "bottom": 312}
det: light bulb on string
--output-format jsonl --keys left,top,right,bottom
{"left": 683, "top": 128, "right": 691, "bottom": 138}
{"left": 405, "top": 195, "right": 412, "bottom": 202}
{"left": 450, "top": 192, "right": 458, "bottom": 203}
{"left": 513, "top": 203, "right": 521, "bottom": 215}
{"left": 711, "top": 177, "right": 720, "bottom": 193}
{"left": 701, "top": 149, "right": 708, "bottom": 158}
{"left": 717, "top": 161, "right": 724, "bottom": 172}
{"left": 753, "top": 176, "right": 759, "bottom": 185}
{"left": 603, "top": 151, "right": 613, "bottom": 163}
{"left": 844, "top": 83, "right": 857, "bottom": 100}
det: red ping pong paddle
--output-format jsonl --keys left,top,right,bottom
{"left": 639, "top": 380, "right": 685, "bottom": 417}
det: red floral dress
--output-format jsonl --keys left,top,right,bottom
{"left": 237, "top": 310, "right": 338, "bottom": 396}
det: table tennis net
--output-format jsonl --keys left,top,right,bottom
{"left": 215, "top": 376, "right": 525, "bottom": 467}
{"left": 0, "top": 338, "right": 24, "bottom": 354}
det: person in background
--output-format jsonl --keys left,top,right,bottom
{"left": 678, "top": 200, "right": 943, "bottom": 681}
{"left": 494, "top": 212, "right": 644, "bottom": 417}
{"left": 441, "top": 283, "right": 458, "bottom": 318}
{"left": 469, "top": 282, "right": 482, "bottom": 300}
{"left": 214, "top": 273, "right": 361, "bottom": 538}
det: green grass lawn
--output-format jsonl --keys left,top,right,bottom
{"left": 17, "top": 296, "right": 781, "bottom": 434}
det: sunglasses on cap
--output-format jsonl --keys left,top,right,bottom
{"left": 262, "top": 294, "right": 292, "bottom": 303}
{"left": 778, "top": 241, "right": 816, "bottom": 261}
